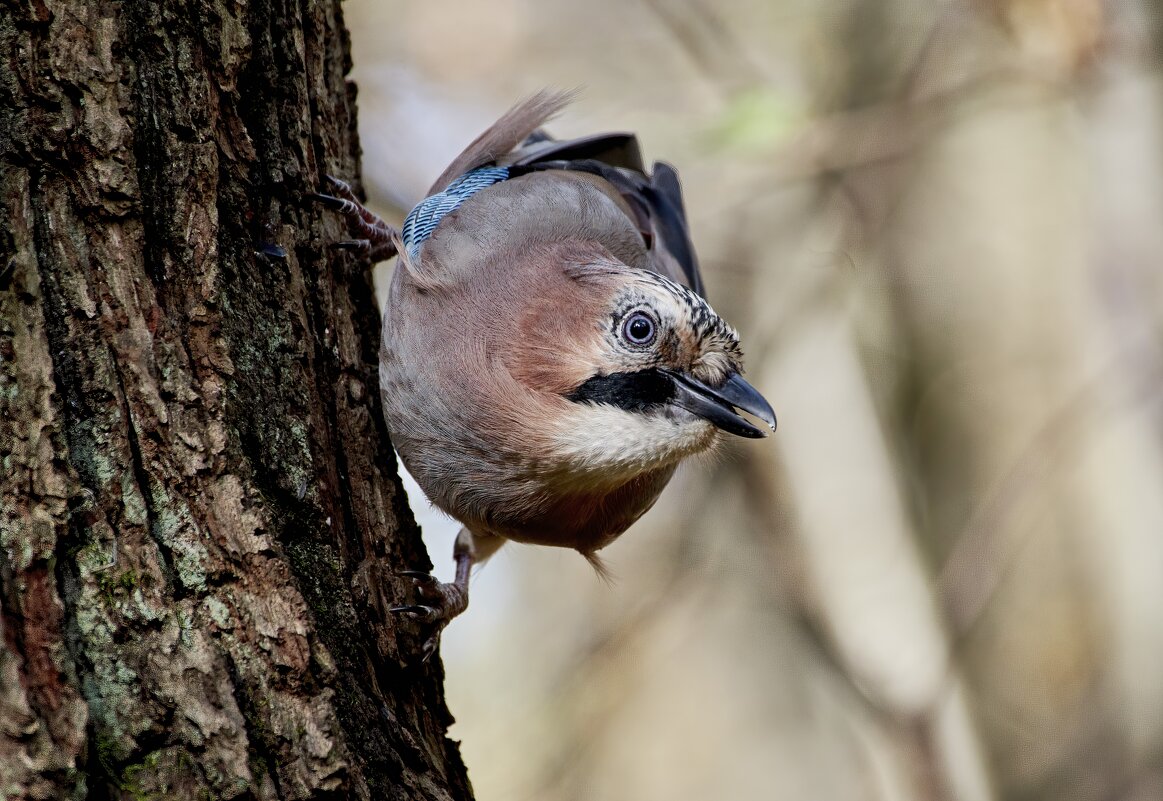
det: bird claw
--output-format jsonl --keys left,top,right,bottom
{"left": 323, "top": 174, "right": 351, "bottom": 191}
{"left": 308, "top": 175, "right": 399, "bottom": 262}
{"left": 389, "top": 603, "right": 439, "bottom": 622}
{"left": 391, "top": 571, "right": 469, "bottom": 660}
{"left": 306, "top": 192, "right": 350, "bottom": 211}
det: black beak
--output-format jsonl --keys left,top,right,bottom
{"left": 665, "top": 370, "right": 777, "bottom": 439}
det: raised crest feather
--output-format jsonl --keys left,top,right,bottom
{"left": 427, "top": 89, "right": 576, "bottom": 196}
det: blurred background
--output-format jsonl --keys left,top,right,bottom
{"left": 343, "top": 1, "right": 1163, "bottom": 799}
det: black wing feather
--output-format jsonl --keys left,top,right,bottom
{"left": 507, "top": 136, "right": 707, "bottom": 299}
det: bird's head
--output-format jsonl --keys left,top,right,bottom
{"left": 506, "top": 241, "right": 775, "bottom": 478}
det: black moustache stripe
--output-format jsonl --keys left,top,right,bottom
{"left": 566, "top": 369, "right": 674, "bottom": 413}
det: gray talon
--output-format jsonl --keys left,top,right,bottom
{"left": 308, "top": 192, "right": 347, "bottom": 210}
{"left": 387, "top": 539, "right": 473, "bottom": 660}
{"left": 311, "top": 175, "right": 399, "bottom": 262}
{"left": 399, "top": 569, "right": 436, "bottom": 581}
{"left": 390, "top": 604, "right": 438, "bottom": 621}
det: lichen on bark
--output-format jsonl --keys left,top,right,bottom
{"left": 0, "top": 1, "right": 472, "bottom": 798}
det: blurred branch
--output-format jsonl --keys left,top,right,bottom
{"left": 637, "top": 0, "right": 770, "bottom": 91}
{"left": 520, "top": 480, "right": 722, "bottom": 801}
{"left": 939, "top": 334, "right": 1163, "bottom": 638}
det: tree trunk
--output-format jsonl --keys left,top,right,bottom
{"left": 0, "top": 1, "right": 473, "bottom": 798}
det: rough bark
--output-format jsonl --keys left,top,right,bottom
{"left": 0, "top": 1, "right": 473, "bottom": 798}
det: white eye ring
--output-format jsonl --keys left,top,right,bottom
{"left": 622, "top": 311, "right": 657, "bottom": 346}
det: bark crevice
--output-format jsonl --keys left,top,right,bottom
{"left": 0, "top": 1, "right": 474, "bottom": 797}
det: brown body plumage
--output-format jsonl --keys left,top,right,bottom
{"left": 314, "top": 92, "right": 774, "bottom": 651}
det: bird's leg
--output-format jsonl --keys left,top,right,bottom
{"left": 308, "top": 175, "right": 399, "bottom": 262}
{"left": 391, "top": 529, "right": 475, "bottom": 659}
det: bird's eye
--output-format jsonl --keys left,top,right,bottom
{"left": 622, "top": 311, "right": 657, "bottom": 346}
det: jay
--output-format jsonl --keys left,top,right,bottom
{"left": 313, "top": 91, "right": 775, "bottom": 654}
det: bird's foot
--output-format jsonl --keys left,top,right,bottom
{"left": 391, "top": 570, "right": 469, "bottom": 661}
{"left": 308, "top": 175, "right": 399, "bottom": 262}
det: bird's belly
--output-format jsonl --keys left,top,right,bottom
{"left": 474, "top": 467, "right": 676, "bottom": 554}
{"left": 380, "top": 286, "right": 681, "bottom": 554}
{"left": 391, "top": 409, "right": 678, "bottom": 554}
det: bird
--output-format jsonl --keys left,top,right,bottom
{"left": 312, "top": 91, "right": 775, "bottom": 655}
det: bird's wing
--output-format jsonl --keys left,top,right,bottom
{"left": 412, "top": 91, "right": 705, "bottom": 298}
{"left": 508, "top": 143, "right": 705, "bottom": 298}
{"left": 511, "top": 131, "right": 644, "bottom": 172}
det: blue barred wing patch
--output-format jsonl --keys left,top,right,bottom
{"left": 401, "top": 166, "right": 511, "bottom": 261}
